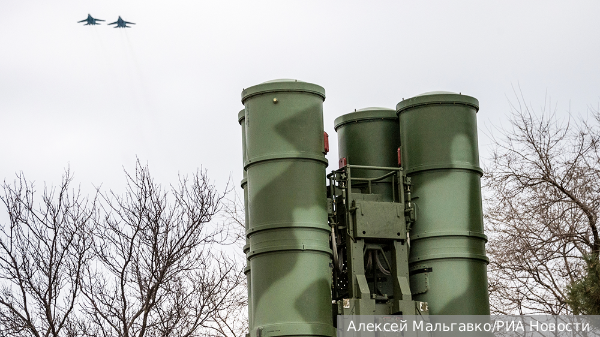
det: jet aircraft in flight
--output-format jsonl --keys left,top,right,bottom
{"left": 78, "top": 14, "right": 104, "bottom": 25}
{"left": 108, "top": 16, "right": 135, "bottom": 28}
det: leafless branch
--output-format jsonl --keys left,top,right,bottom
{"left": 80, "top": 160, "right": 245, "bottom": 337}
{"left": 0, "top": 170, "right": 96, "bottom": 337}
{"left": 484, "top": 92, "right": 600, "bottom": 314}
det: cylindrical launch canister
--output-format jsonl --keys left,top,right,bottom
{"left": 239, "top": 109, "right": 253, "bottom": 332}
{"left": 242, "top": 79, "right": 334, "bottom": 337}
{"left": 334, "top": 107, "right": 399, "bottom": 201}
{"left": 397, "top": 92, "right": 490, "bottom": 315}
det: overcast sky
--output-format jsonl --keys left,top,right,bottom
{"left": 2, "top": 0, "right": 600, "bottom": 195}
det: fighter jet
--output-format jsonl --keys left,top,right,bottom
{"left": 78, "top": 14, "right": 104, "bottom": 25}
{"left": 108, "top": 16, "right": 135, "bottom": 28}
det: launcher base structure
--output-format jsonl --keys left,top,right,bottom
{"left": 328, "top": 164, "right": 427, "bottom": 317}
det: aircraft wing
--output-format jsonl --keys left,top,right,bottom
{"left": 124, "top": 21, "right": 135, "bottom": 25}
{"left": 108, "top": 21, "right": 117, "bottom": 25}
{"left": 77, "top": 19, "right": 87, "bottom": 23}
{"left": 96, "top": 19, "right": 105, "bottom": 21}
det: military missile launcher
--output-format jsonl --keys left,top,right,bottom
{"left": 397, "top": 92, "right": 489, "bottom": 315}
{"left": 241, "top": 80, "right": 335, "bottom": 337}
{"left": 329, "top": 108, "right": 425, "bottom": 316}
{"left": 238, "top": 80, "right": 489, "bottom": 337}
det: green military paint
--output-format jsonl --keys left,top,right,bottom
{"left": 397, "top": 92, "right": 490, "bottom": 315}
{"left": 334, "top": 108, "right": 399, "bottom": 201}
{"left": 242, "top": 80, "right": 334, "bottom": 337}
{"left": 239, "top": 109, "right": 252, "bottom": 333}
{"left": 331, "top": 107, "right": 421, "bottom": 316}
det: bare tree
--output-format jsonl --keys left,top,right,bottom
{"left": 152, "top": 252, "right": 247, "bottom": 337}
{"left": 208, "top": 187, "right": 248, "bottom": 337}
{"left": 484, "top": 94, "right": 600, "bottom": 314}
{"left": 0, "top": 163, "right": 247, "bottom": 337}
{"left": 0, "top": 170, "right": 96, "bottom": 337}
{"left": 81, "top": 161, "right": 246, "bottom": 337}
{"left": 219, "top": 184, "right": 246, "bottom": 251}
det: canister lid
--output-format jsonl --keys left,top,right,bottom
{"left": 241, "top": 79, "right": 326, "bottom": 103}
{"left": 334, "top": 107, "right": 396, "bottom": 131}
{"left": 396, "top": 91, "right": 479, "bottom": 114}
{"left": 237, "top": 109, "right": 245, "bottom": 124}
